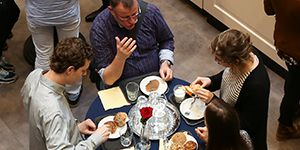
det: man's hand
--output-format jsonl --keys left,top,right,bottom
{"left": 78, "top": 119, "right": 97, "bottom": 135}
{"left": 94, "top": 124, "right": 111, "bottom": 144}
{"left": 159, "top": 61, "right": 173, "bottom": 81}
{"left": 115, "top": 37, "right": 137, "bottom": 60}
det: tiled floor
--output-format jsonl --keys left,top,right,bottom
{"left": 0, "top": 0, "right": 299, "bottom": 149}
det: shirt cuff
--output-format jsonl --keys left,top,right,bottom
{"left": 86, "top": 133, "right": 103, "bottom": 148}
{"left": 159, "top": 49, "right": 174, "bottom": 64}
{"left": 98, "top": 68, "right": 106, "bottom": 80}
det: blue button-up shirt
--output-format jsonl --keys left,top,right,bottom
{"left": 90, "top": 2, "right": 174, "bottom": 82}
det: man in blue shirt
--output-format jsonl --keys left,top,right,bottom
{"left": 90, "top": 0, "right": 174, "bottom": 89}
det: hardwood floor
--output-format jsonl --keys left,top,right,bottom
{"left": 0, "top": 0, "right": 299, "bottom": 149}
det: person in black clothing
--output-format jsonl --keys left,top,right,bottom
{"left": 264, "top": 0, "right": 300, "bottom": 141}
{"left": 0, "top": 0, "right": 20, "bottom": 84}
{"left": 191, "top": 29, "right": 270, "bottom": 150}
{"left": 85, "top": 0, "right": 110, "bottom": 22}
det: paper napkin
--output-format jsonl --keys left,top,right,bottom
{"left": 98, "top": 86, "right": 130, "bottom": 111}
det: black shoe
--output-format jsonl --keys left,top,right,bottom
{"left": 65, "top": 85, "right": 83, "bottom": 108}
{"left": 85, "top": 6, "right": 107, "bottom": 22}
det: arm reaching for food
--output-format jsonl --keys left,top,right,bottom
{"left": 78, "top": 119, "right": 97, "bottom": 135}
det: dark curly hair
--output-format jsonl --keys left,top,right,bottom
{"left": 210, "top": 29, "right": 253, "bottom": 67}
{"left": 50, "top": 37, "right": 93, "bottom": 73}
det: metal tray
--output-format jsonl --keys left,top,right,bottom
{"left": 128, "top": 102, "right": 180, "bottom": 140}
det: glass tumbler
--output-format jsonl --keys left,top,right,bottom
{"left": 120, "top": 125, "right": 133, "bottom": 147}
{"left": 126, "top": 82, "right": 139, "bottom": 102}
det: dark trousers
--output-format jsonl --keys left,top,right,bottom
{"left": 0, "top": 0, "right": 20, "bottom": 56}
{"left": 279, "top": 63, "right": 300, "bottom": 126}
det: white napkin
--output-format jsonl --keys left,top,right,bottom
{"left": 98, "top": 86, "right": 130, "bottom": 111}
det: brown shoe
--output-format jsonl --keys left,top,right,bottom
{"left": 276, "top": 123, "right": 300, "bottom": 141}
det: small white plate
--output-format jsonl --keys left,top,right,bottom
{"left": 97, "top": 116, "right": 127, "bottom": 139}
{"left": 139, "top": 76, "right": 168, "bottom": 95}
{"left": 180, "top": 97, "right": 206, "bottom": 120}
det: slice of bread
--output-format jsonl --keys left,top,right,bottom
{"left": 146, "top": 79, "right": 159, "bottom": 92}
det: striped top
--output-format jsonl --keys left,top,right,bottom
{"left": 220, "top": 68, "right": 250, "bottom": 106}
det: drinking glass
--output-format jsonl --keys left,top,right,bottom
{"left": 126, "top": 82, "right": 139, "bottom": 102}
{"left": 173, "top": 84, "right": 186, "bottom": 103}
{"left": 120, "top": 126, "right": 133, "bottom": 147}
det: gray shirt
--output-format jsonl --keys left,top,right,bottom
{"left": 25, "top": 0, "right": 80, "bottom": 27}
{"left": 22, "top": 69, "right": 102, "bottom": 150}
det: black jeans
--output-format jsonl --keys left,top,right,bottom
{"left": 0, "top": 0, "right": 20, "bottom": 56}
{"left": 279, "top": 63, "right": 300, "bottom": 126}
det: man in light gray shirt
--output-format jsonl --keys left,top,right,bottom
{"left": 22, "top": 37, "right": 110, "bottom": 150}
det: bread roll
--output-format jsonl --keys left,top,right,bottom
{"left": 171, "top": 132, "right": 187, "bottom": 145}
{"left": 104, "top": 121, "right": 117, "bottom": 134}
{"left": 170, "top": 143, "right": 184, "bottom": 150}
{"left": 184, "top": 84, "right": 202, "bottom": 96}
{"left": 184, "top": 141, "right": 197, "bottom": 150}
{"left": 113, "top": 112, "right": 127, "bottom": 127}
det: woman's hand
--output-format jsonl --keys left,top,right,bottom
{"left": 115, "top": 37, "right": 137, "bottom": 60}
{"left": 194, "top": 88, "right": 214, "bottom": 104}
{"left": 78, "top": 119, "right": 97, "bottom": 135}
{"left": 195, "top": 127, "right": 208, "bottom": 143}
{"left": 191, "top": 76, "right": 211, "bottom": 88}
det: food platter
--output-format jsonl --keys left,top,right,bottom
{"left": 128, "top": 102, "right": 180, "bottom": 140}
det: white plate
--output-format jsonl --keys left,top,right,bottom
{"left": 97, "top": 116, "right": 127, "bottom": 139}
{"left": 166, "top": 132, "right": 198, "bottom": 150}
{"left": 180, "top": 97, "right": 206, "bottom": 120}
{"left": 139, "top": 76, "right": 168, "bottom": 95}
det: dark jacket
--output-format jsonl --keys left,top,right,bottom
{"left": 264, "top": 0, "right": 300, "bottom": 61}
{"left": 208, "top": 54, "right": 270, "bottom": 150}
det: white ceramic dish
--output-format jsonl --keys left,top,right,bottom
{"left": 139, "top": 76, "right": 168, "bottom": 95}
{"left": 97, "top": 115, "right": 127, "bottom": 139}
{"left": 179, "top": 97, "right": 206, "bottom": 120}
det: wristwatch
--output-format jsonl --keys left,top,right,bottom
{"left": 160, "top": 59, "right": 172, "bottom": 67}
